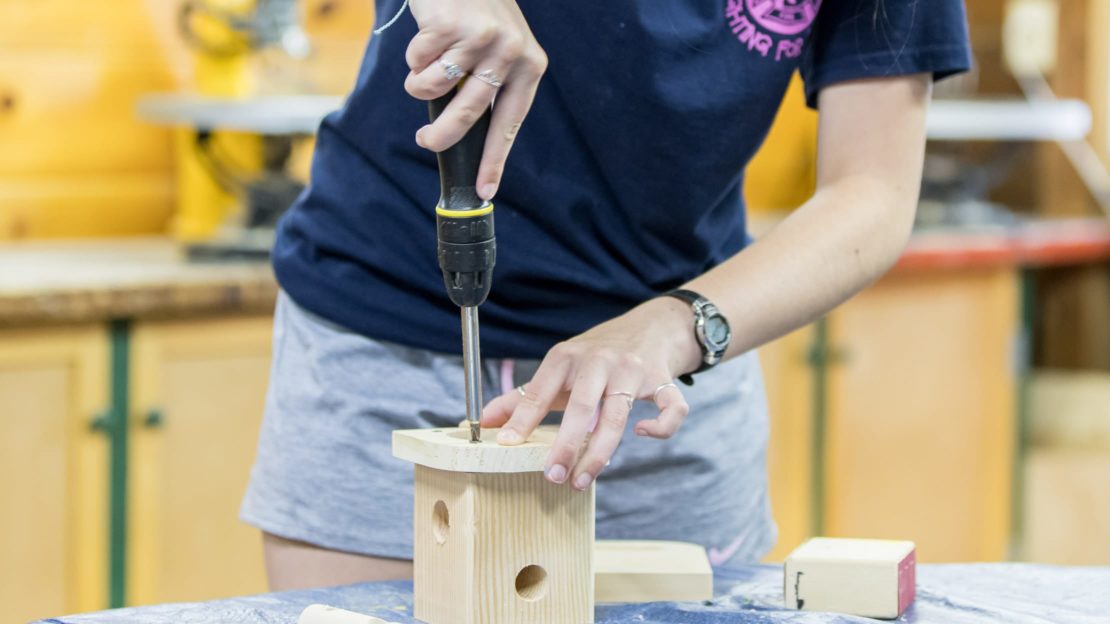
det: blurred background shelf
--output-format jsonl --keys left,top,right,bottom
{"left": 927, "top": 99, "right": 1092, "bottom": 141}
{"left": 137, "top": 94, "right": 342, "bottom": 134}
{"left": 135, "top": 95, "right": 1096, "bottom": 141}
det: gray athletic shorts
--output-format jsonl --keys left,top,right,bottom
{"left": 240, "top": 292, "right": 776, "bottom": 564}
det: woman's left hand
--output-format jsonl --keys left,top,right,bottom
{"left": 480, "top": 296, "right": 702, "bottom": 490}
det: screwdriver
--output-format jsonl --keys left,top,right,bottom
{"left": 429, "top": 88, "right": 496, "bottom": 444}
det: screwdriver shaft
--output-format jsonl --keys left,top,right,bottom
{"left": 461, "top": 305, "right": 483, "bottom": 443}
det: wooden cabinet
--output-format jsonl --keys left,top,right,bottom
{"left": 128, "top": 315, "right": 273, "bottom": 605}
{"left": 0, "top": 326, "right": 109, "bottom": 622}
{"left": 760, "top": 326, "right": 815, "bottom": 561}
{"left": 761, "top": 266, "right": 1018, "bottom": 562}
{"left": 0, "top": 313, "right": 274, "bottom": 618}
{"left": 825, "top": 267, "right": 1017, "bottom": 562}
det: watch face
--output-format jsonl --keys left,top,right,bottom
{"left": 704, "top": 315, "right": 731, "bottom": 350}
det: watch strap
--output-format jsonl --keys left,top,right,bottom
{"left": 666, "top": 289, "right": 701, "bottom": 306}
{"left": 663, "top": 289, "right": 716, "bottom": 386}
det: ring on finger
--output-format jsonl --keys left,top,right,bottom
{"left": 438, "top": 58, "right": 466, "bottom": 81}
{"left": 604, "top": 391, "right": 635, "bottom": 410}
{"left": 516, "top": 385, "right": 527, "bottom": 397}
{"left": 652, "top": 382, "right": 678, "bottom": 404}
{"left": 472, "top": 69, "right": 504, "bottom": 88}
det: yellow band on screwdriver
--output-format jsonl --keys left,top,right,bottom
{"left": 436, "top": 203, "right": 494, "bottom": 218}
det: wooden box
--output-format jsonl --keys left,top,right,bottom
{"left": 393, "top": 427, "right": 594, "bottom": 624}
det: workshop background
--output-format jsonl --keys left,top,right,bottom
{"left": 2, "top": 1, "right": 1109, "bottom": 622}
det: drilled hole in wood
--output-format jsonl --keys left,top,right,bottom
{"left": 432, "top": 500, "right": 449, "bottom": 544}
{"left": 514, "top": 564, "right": 548, "bottom": 601}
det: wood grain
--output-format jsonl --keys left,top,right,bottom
{"left": 594, "top": 540, "right": 712, "bottom": 603}
{"left": 412, "top": 466, "right": 594, "bottom": 624}
{"left": 0, "top": 52, "right": 174, "bottom": 176}
{"left": 0, "top": 174, "right": 173, "bottom": 240}
{"left": 393, "top": 427, "right": 560, "bottom": 473}
{"left": 0, "top": 0, "right": 175, "bottom": 50}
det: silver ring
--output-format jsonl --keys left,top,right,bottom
{"left": 438, "top": 58, "right": 466, "bottom": 81}
{"left": 516, "top": 385, "right": 527, "bottom": 397}
{"left": 652, "top": 382, "right": 678, "bottom": 404}
{"left": 604, "top": 391, "right": 635, "bottom": 410}
{"left": 472, "top": 69, "right": 504, "bottom": 88}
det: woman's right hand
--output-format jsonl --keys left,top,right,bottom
{"left": 404, "top": 0, "right": 547, "bottom": 201}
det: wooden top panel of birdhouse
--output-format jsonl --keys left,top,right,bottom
{"left": 392, "top": 426, "right": 558, "bottom": 473}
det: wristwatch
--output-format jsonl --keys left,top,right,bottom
{"left": 663, "top": 289, "right": 732, "bottom": 385}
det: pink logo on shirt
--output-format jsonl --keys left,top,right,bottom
{"left": 726, "top": 0, "right": 821, "bottom": 61}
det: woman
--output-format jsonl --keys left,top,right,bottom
{"left": 241, "top": 0, "right": 971, "bottom": 588}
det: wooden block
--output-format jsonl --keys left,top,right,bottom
{"left": 784, "top": 538, "right": 916, "bottom": 620}
{"left": 594, "top": 540, "right": 713, "bottom": 603}
{"left": 394, "top": 428, "right": 594, "bottom": 624}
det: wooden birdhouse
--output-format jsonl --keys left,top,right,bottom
{"left": 392, "top": 427, "right": 594, "bottom": 624}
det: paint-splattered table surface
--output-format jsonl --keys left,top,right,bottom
{"left": 38, "top": 563, "right": 1110, "bottom": 624}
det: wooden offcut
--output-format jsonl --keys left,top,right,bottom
{"left": 784, "top": 537, "right": 916, "bottom": 620}
{"left": 594, "top": 540, "right": 712, "bottom": 603}
{"left": 394, "top": 427, "right": 594, "bottom": 624}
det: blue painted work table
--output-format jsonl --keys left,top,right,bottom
{"left": 38, "top": 563, "right": 1110, "bottom": 623}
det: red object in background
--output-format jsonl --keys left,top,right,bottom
{"left": 896, "top": 218, "right": 1110, "bottom": 271}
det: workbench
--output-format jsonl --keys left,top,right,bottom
{"left": 6, "top": 223, "right": 1110, "bottom": 620}
{"left": 37, "top": 563, "right": 1110, "bottom": 623}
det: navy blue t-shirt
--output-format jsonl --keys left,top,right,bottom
{"left": 273, "top": 0, "right": 971, "bottom": 358}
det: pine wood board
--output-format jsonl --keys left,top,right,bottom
{"left": 412, "top": 465, "right": 594, "bottom": 624}
{"left": 594, "top": 540, "right": 712, "bottom": 604}
{"left": 393, "top": 427, "right": 560, "bottom": 473}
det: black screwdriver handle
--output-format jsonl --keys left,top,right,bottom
{"left": 430, "top": 89, "right": 497, "bottom": 309}
{"left": 429, "top": 90, "right": 492, "bottom": 211}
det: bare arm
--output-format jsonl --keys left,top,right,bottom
{"left": 483, "top": 73, "right": 933, "bottom": 490}
{"left": 685, "top": 73, "right": 932, "bottom": 364}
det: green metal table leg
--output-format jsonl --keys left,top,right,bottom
{"left": 107, "top": 319, "right": 130, "bottom": 608}
{"left": 1011, "top": 270, "right": 1035, "bottom": 560}
{"left": 807, "top": 318, "right": 830, "bottom": 537}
